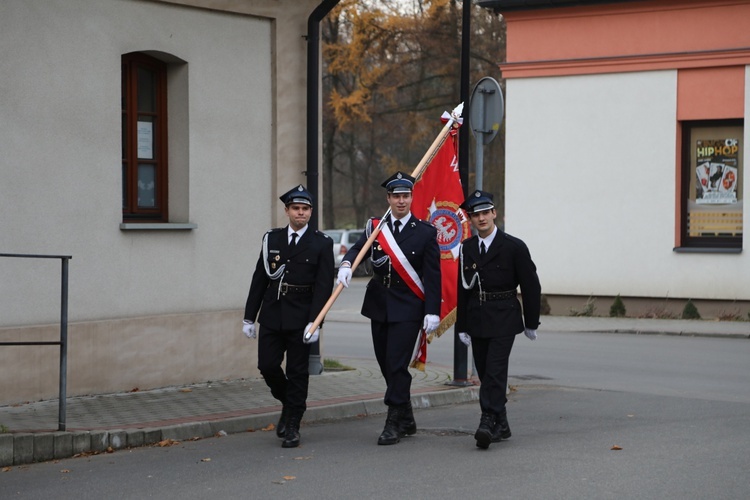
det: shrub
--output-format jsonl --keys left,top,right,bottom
{"left": 609, "top": 294, "right": 626, "bottom": 317}
{"left": 540, "top": 294, "right": 551, "bottom": 315}
{"left": 570, "top": 295, "right": 596, "bottom": 317}
{"left": 716, "top": 308, "right": 743, "bottom": 321}
{"left": 681, "top": 299, "right": 701, "bottom": 320}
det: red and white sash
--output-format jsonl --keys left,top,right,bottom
{"left": 375, "top": 219, "right": 425, "bottom": 301}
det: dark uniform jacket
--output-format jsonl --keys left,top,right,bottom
{"left": 455, "top": 230, "right": 541, "bottom": 338}
{"left": 344, "top": 216, "right": 441, "bottom": 323}
{"left": 244, "top": 227, "right": 334, "bottom": 331}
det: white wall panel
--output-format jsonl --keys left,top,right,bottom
{"left": 0, "top": 0, "right": 272, "bottom": 324}
{"left": 505, "top": 71, "right": 748, "bottom": 300}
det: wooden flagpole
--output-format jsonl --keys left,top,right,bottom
{"left": 305, "top": 103, "right": 464, "bottom": 340}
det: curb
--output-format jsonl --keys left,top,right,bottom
{"left": 573, "top": 329, "right": 750, "bottom": 340}
{"left": 0, "top": 386, "right": 478, "bottom": 467}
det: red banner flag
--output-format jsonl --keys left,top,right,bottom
{"left": 409, "top": 125, "right": 469, "bottom": 370}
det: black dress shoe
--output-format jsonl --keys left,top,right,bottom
{"left": 282, "top": 410, "right": 302, "bottom": 448}
{"left": 282, "top": 428, "right": 300, "bottom": 448}
{"left": 276, "top": 407, "right": 288, "bottom": 438}
{"left": 491, "top": 413, "right": 511, "bottom": 443}
{"left": 399, "top": 403, "right": 417, "bottom": 436}
{"left": 378, "top": 407, "right": 401, "bottom": 445}
{"left": 474, "top": 412, "right": 495, "bottom": 449}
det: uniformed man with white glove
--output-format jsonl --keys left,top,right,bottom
{"left": 242, "top": 185, "right": 334, "bottom": 448}
{"left": 455, "top": 190, "right": 541, "bottom": 450}
{"left": 338, "top": 171, "right": 441, "bottom": 446}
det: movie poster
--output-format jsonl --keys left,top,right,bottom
{"left": 695, "top": 138, "right": 739, "bottom": 204}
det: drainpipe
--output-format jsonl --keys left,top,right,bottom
{"left": 306, "top": 0, "right": 340, "bottom": 375}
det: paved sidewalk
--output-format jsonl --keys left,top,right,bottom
{"left": 537, "top": 315, "right": 750, "bottom": 338}
{"left": 1, "top": 315, "right": 747, "bottom": 466}
{"left": 0, "top": 356, "right": 478, "bottom": 467}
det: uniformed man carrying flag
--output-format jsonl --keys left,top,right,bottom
{"left": 337, "top": 172, "right": 441, "bottom": 445}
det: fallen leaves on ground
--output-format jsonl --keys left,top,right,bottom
{"left": 200, "top": 458, "right": 211, "bottom": 462}
{"left": 2, "top": 467, "right": 12, "bottom": 472}
{"left": 179, "top": 388, "right": 192, "bottom": 393}
{"left": 60, "top": 469, "right": 71, "bottom": 473}
{"left": 611, "top": 445, "right": 623, "bottom": 450}
{"left": 156, "top": 439, "right": 180, "bottom": 447}
{"left": 261, "top": 423, "right": 276, "bottom": 432}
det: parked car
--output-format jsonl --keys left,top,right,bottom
{"left": 323, "top": 228, "right": 373, "bottom": 276}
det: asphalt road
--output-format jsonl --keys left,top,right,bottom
{"left": 2, "top": 383, "right": 748, "bottom": 499}
{"left": 3, "top": 278, "right": 749, "bottom": 498}
{"left": 322, "top": 278, "right": 750, "bottom": 404}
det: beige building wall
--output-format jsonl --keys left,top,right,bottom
{"left": 0, "top": 0, "right": 324, "bottom": 405}
{"left": 499, "top": 0, "right": 750, "bottom": 311}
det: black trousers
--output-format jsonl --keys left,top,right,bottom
{"left": 471, "top": 334, "right": 516, "bottom": 414}
{"left": 257, "top": 325, "right": 311, "bottom": 411}
{"left": 370, "top": 319, "right": 421, "bottom": 407}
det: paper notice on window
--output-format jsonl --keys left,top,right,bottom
{"left": 137, "top": 121, "right": 153, "bottom": 159}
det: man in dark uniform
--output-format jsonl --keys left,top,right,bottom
{"left": 455, "top": 190, "right": 541, "bottom": 450}
{"left": 337, "top": 171, "right": 441, "bottom": 445}
{"left": 242, "top": 185, "right": 334, "bottom": 448}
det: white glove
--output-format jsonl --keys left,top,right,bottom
{"left": 458, "top": 332, "right": 471, "bottom": 346}
{"left": 422, "top": 314, "right": 440, "bottom": 334}
{"left": 242, "top": 320, "right": 256, "bottom": 339}
{"left": 337, "top": 266, "right": 352, "bottom": 288}
{"left": 303, "top": 322, "right": 320, "bottom": 344}
{"left": 524, "top": 328, "right": 537, "bottom": 341}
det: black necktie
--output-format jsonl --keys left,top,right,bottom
{"left": 290, "top": 233, "right": 298, "bottom": 246}
{"left": 393, "top": 220, "right": 401, "bottom": 235}
{"left": 480, "top": 241, "right": 486, "bottom": 256}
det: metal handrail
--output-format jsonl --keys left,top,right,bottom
{"left": 1, "top": 253, "right": 72, "bottom": 431}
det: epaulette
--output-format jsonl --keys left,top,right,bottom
{"left": 315, "top": 230, "right": 332, "bottom": 239}
{"left": 501, "top": 231, "right": 526, "bottom": 248}
{"left": 267, "top": 227, "right": 285, "bottom": 234}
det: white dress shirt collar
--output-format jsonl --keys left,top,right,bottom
{"left": 288, "top": 225, "right": 308, "bottom": 243}
{"left": 478, "top": 226, "right": 498, "bottom": 250}
{"left": 390, "top": 212, "right": 412, "bottom": 227}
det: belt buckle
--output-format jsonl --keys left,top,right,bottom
{"left": 280, "top": 282, "right": 289, "bottom": 295}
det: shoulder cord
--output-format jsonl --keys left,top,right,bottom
{"left": 262, "top": 232, "right": 287, "bottom": 300}
{"left": 366, "top": 218, "right": 390, "bottom": 268}
{"left": 459, "top": 244, "right": 482, "bottom": 297}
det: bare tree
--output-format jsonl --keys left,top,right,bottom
{"left": 321, "top": 0, "right": 506, "bottom": 228}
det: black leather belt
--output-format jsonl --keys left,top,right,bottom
{"left": 374, "top": 273, "right": 409, "bottom": 288}
{"left": 271, "top": 283, "right": 313, "bottom": 295}
{"left": 472, "top": 290, "right": 517, "bottom": 301}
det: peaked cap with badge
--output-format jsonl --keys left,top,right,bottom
{"left": 280, "top": 185, "right": 313, "bottom": 206}
{"left": 381, "top": 171, "right": 415, "bottom": 194}
{"left": 460, "top": 190, "right": 495, "bottom": 214}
